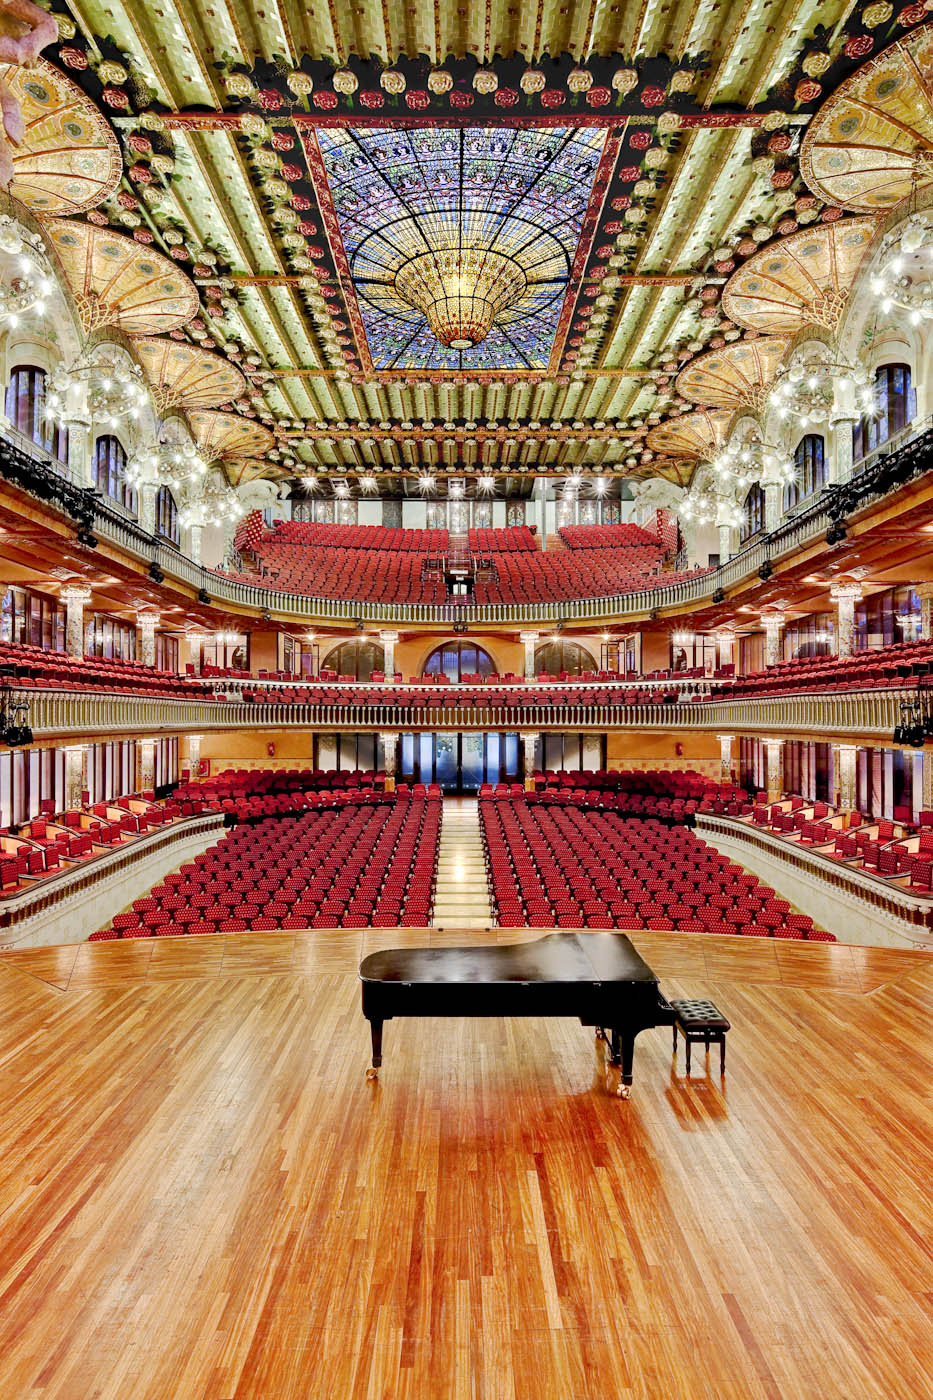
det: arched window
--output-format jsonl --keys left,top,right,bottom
{"left": 93, "top": 435, "right": 137, "bottom": 515}
{"left": 741, "top": 484, "right": 765, "bottom": 542}
{"left": 155, "top": 485, "right": 179, "bottom": 545}
{"left": 423, "top": 641, "right": 495, "bottom": 682}
{"left": 321, "top": 639, "right": 385, "bottom": 681}
{"left": 4, "top": 365, "right": 69, "bottom": 463}
{"left": 786, "top": 434, "right": 826, "bottom": 511}
{"left": 534, "top": 640, "right": 598, "bottom": 677}
{"left": 853, "top": 363, "right": 913, "bottom": 461}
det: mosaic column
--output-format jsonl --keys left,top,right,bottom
{"left": 522, "top": 731, "right": 539, "bottom": 791}
{"left": 136, "top": 738, "right": 156, "bottom": 794}
{"left": 520, "top": 630, "right": 538, "bottom": 680}
{"left": 829, "top": 413, "right": 858, "bottom": 485}
{"left": 718, "top": 735, "right": 735, "bottom": 785}
{"left": 917, "top": 584, "right": 933, "bottom": 642}
{"left": 188, "top": 523, "right": 203, "bottom": 565}
{"left": 715, "top": 630, "right": 734, "bottom": 669}
{"left": 922, "top": 749, "right": 933, "bottom": 814}
{"left": 535, "top": 478, "right": 547, "bottom": 550}
{"left": 763, "top": 482, "right": 782, "bottom": 533}
{"left": 139, "top": 482, "right": 157, "bottom": 535}
{"left": 831, "top": 583, "right": 862, "bottom": 658}
{"left": 138, "top": 610, "right": 159, "bottom": 669}
{"left": 380, "top": 732, "right": 398, "bottom": 792}
{"left": 763, "top": 611, "right": 785, "bottom": 668}
{"left": 836, "top": 744, "right": 858, "bottom": 813}
{"left": 187, "top": 733, "right": 201, "bottom": 780}
{"left": 379, "top": 630, "right": 398, "bottom": 682}
{"left": 765, "top": 738, "right": 783, "bottom": 802}
{"left": 717, "top": 523, "right": 733, "bottom": 563}
{"left": 63, "top": 744, "right": 87, "bottom": 811}
{"left": 60, "top": 584, "right": 92, "bottom": 658}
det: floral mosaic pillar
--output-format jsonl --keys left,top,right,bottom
{"left": 138, "top": 610, "right": 159, "bottom": 669}
{"left": 715, "top": 631, "right": 734, "bottom": 669}
{"left": 520, "top": 630, "right": 538, "bottom": 680}
{"left": 380, "top": 732, "right": 398, "bottom": 792}
{"left": 63, "top": 744, "right": 87, "bottom": 812}
{"left": 765, "top": 738, "right": 783, "bottom": 803}
{"left": 763, "top": 611, "right": 785, "bottom": 668}
{"left": 918, "top": 584, "right": 933, "bottom": 642}
{"left": 187, "top": 734, "right": 201, "bottom": 780}
{"left": 830, "top": 583, "right": 862, "bottom": 658}
{"left": 835, "top": 744, "right": 857, "bottom": 813}
{"left": 136, "top": 738, "right": 156, "bottom": 794}
{"left": 61, "top": 584, "right": 92, "bottom": 658}
{"left": 379, "top": 630, "right": 398, "bottom": 682}
{"left": 139, "top": 482, "right": 157, "bottom": 535}
{"left": 718, "top": 735, "right": 734, "bottom": 785}
{"left": 522, "top": 732, "right": 539, "bottom": 791}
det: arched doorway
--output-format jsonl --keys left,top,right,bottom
{"left": 321, "top": 639, "right": 385, "bottom": 681}
{"left": 423, "top": 641, "right": 495, "bottom": 682}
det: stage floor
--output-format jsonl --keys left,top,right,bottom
{"left": 1, "top": 929, "right": 932, "bottom": 1399}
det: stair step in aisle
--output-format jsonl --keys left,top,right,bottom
{"left": 432, "top": 797, "right": 493, "bottom": 929}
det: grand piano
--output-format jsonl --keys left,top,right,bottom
{"left": 359, "top": 931, "right": 675, "bottom": 1097}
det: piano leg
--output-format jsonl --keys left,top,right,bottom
{"left": 604, "top": 1028, "right": 633, "bottom": 1099}
{"left": 365, "top": 1020, "right": 383, "bottom": 1081}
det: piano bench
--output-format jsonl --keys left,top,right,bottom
{"left": 671, "top": 999, "right": 731, "bottom": 1075}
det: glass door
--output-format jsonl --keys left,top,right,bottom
{"left": 461, "top": 733, "right": 484, "bottom": 791}
{"left": 435, "top": 734, "right": 458, "bottom": 790}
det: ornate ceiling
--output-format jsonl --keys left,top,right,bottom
{"left": 7, "top": 0, "right": 932, "bottom": 483}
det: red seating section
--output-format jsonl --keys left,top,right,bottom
{"left": 710, "top": 639, "right": 933, "bottom": 699}
{"left": 0, "top": 642, "right": 206, "bottom": 699}
{"left": 479, "top": 793, "right": 827, "bottom": 939}
{"left": 220, "top": 519, "right": 708, "bottom": 605}
{"left": 92, "top": 790, "right": 441, "bottom": 937}
{"left": 559, "top": 523, "right": 660, "bottom": 549}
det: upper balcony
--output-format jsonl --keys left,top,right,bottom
{"left": 1, "top": 416, "right": 932, "bottom": 628}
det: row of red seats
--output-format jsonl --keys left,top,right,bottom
{"left": 710, "top": 639, "right": 933, "bottom": 700}
{"left": 558, "top": 523, "right": 661, "bottom": 550}
{"left": 92, "top": 791, "right": 441, "bottom": 938}
{"left": 468, "top": 526, "right": 537, "bottom": 553}
{"left": 238, "top": 684, "right": 682, "bottom": 709}
{"left": 271, "top": 521, "right": 449, "bottom": 553}
{"left": 479, "top": 797, "right": 829, "bottom": 938}
{"left": 175, "top": 768, "right": 385, "bottom": 803}
{"left": 746, "top": 797, "right": 933, "bottom": 893}
{"left": 0, "top": 642, "right": 205, "bottom": 700}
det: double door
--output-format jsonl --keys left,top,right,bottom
{"left": 399, "top": 732, "right": 520, "bottom": 792}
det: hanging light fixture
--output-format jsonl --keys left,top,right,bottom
{"left": 126, "top": 438, "right": 209, "bottom": 493}
{"left": 45, "top": 356, "right": 149, "bottom": 433}
{"left": 769, "top": 355, "right": 874, "bottom": 430}
{"left": 709, "top": 437, "right": 795, "bottom": 493}
{"left": 0, "top": 216, "right": 53, "bottom": 328}
{"left": 179, "top": 479, "right": 245, "bottom": 530}
{"left": 869, "top": 193, "right": 933, "bottom": 327}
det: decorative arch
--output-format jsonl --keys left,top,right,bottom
{"left": 321, "top": 638, "right": 385, "bottom": 681}
{"left": 422, "top": 640, "right": 497, "bottom": 682}
{"left": 534, "top": 639, "right": 598, "bottom": 677}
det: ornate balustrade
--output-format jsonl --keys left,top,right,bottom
{"left": 15, "top": 684, "right": 912, "bottom": 740}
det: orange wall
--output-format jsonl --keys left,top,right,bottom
{"left": 395, "top": 632, "right": 524, "bottom": 677}
{"left": 639, "top": 628, "right": 671, "bottom": 672}
{"left": 249, "top": 631, "right": 279, "bottom": 674}
{"left": 606, "top": 730, "right": 720, "bottom": 777}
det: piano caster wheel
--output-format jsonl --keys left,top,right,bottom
{"left": 605, "top": 1066, "right": 629, "bottom": 1098}
{"left": 366, "top": 1067, "right": 379, "bottom": 1081}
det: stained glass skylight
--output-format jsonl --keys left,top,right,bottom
{"left": 311, "top": 125, "right": 608, "bottom": 371}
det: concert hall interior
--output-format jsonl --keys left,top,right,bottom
{"left": 1, "top": 0, "right": 933, "bottom": 1395}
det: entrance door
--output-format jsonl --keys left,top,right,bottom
{"left": 398, "top": 733, "right": 522, "bottom": 792}
{"left": 460, "top": 733, "right": 484, "bottom": 792}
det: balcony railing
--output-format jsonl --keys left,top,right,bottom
{"left": 15, "top": 683, "right": 912, "bottom": 740}
{"left": 3, "top": 417, "right": 932, "bottom": 627}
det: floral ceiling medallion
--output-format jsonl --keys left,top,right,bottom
{"left": 188, "top": 409, "right": 275, "bottom": 478}
{"left": 46, "top": 221, "right": 199, "bottom": 334}
{"left": 675, "top": 337, "right": 790, "bottom": 412}
{"left": 645, "top": 408, "right": 735, "bottom": 461}
{"left": 720, "top": 217, "right": 878, "bottom": 334}
{"left": 133, "top": 337, "right": 248, "bottom": 412}
{"left": 800, "top": 27, "right": 933, "bottom": 213}
{"left": 0, "top": 58, "right": 121, "bottom": 215}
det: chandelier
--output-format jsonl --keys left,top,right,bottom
{"left": 710, "top": 438, "right": 794, "bottom": 492}
{"left": 769, "top": 356, "right": 874, "bottom": 430}
{"left": 678, "top": 486, "right": 742, "bottom": 529}
{"left": 45, "top": 357, "right": 149, "bottom": 432}
{"left": 126, "top": 439, "right": 208, "bottom": 493}
{"left": 870, "top": 212, "right": 933, "bottom": 326}
{"left": 179, "top": 479, "right": 245, "bottom": 529}
{"left": 394, "top": 247, "right": 527, "bottom": 350}
{"left": 0, "top": 216, "right": 53, "bottom": 328}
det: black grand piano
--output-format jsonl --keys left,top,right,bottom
{"left": 359, "top": 932, "right": 675, "bottom": 1097}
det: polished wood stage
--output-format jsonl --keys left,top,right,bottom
{"left": 1, "top": 928, "right": 932, "bottom": 1400}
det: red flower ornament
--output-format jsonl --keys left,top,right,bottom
{"left": 258, "top": 89, "right": 283, "bottom": 110}
{"left": 540, "top": 89, "right": 565, "bottom": 107}
{"left": 313, "top": 90, "right": 338, "bottom": 109}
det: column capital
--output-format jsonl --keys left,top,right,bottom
{"left": 762, "top": 610, "right": 785, "bottom": 628}
{"left": 830, "top": 581, "right": 863, "bottom": 602}
{"left": 378, "top": 630, "right": 399, "bottom": 644}
{"left": 60, "top": 584, "right": 92, "bottom": 606}
{"left": 716, "top": 734, "right": 736, "bottom": 743}
{"left": 519, "top": 630, "right": 539, "bottom": 643}
{"left": 137, "top": 608, "right": 160, "bottom": 632}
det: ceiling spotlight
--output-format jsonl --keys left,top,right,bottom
{"left": 197, "top": 588, "right": 211, "bottom": 605}
{"left": 358, "top": 475, "right": 378, "bottom": 493}
{"left": 334, "top": 481, "right": 350, "bottom": 498}
{"left": 477, "top": 475, "right": 496, "bottom": 494}
{"left": 592, "top": 477, "right": 608, "bottom": 495}
{"left": 418, "top": 473, "right": 435, "bottom": 494}
{"left": 449, "top": 480, "right": 464, "bottom": 499}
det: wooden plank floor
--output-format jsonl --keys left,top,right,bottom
{"left": 0, "top": 930, "right": 932, "bottom": 1399}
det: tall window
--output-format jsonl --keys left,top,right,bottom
{"left": 84, "top": 613, "right": 137, "bottom": 660}
{"left": 0, "top": 586, "right": 65, "bottom": 650}
{"left": 93, "top": 435, "right": 137, "bottom": 515}
{"left": 853, "top": 363, "right": 913, "bottom": 461}
{"left": 534, "top": 640, "right": 597, "bottom": 676}
{"left": 785, "top": 434, "right": 826, "bottom": 511}
{"left": 741, "top": 483, "right": 765, "bottom": 542}
{"left": 5, "top": 365, "right": 69, "bottom": 462}
{"left": 423, "top": 642, "right": 495, "bottom": 682}
{"left": 155, "top": 485, "right": 179, "bottom": 545}
{"left": 321, "top": 639, "right": 385, "bottom": 681}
